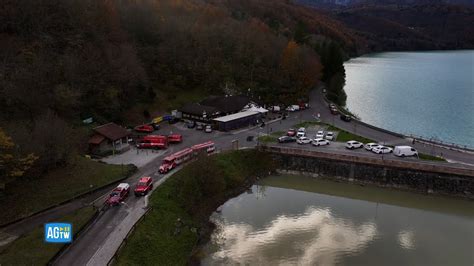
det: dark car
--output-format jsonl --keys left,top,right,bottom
{"left": 151, "top": 123, "right": 160, "bottom": 130}
{"left": 340, "top": 114, "right": 352, "bottom": 122}
{"left": 168, "top": 117, "right": 180, "bottom": 124}
{"left": 186, "top": 121, "right": 196, "bottom": 128}
{"left": 330, "top": 108, "right": 339, "bottom": 115}
{"left": 278, "top": 136, "right": 297, "bottom": 143}
{"left": 247, "top": 136, "right": 254, "bottom": 141}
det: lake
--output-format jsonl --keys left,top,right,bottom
{"left": 201, "top": 175, "right": 474, "bottom": 266}
{"left": 344, "top": 51, "right": 474, "bottom": 148}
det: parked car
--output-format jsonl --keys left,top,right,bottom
{"left": 372, "top": 145, "right": 393, "bottom": 154}
{"left": 286, "top": 105, "right": 300, "bottom": 112}
{"left": 278, "top": 136, "right": 297, "bottom": 143}
{"left": 134, "top": 124, "right": 154, "bottom": 133}
{"left": 330, "top": 108, "right": 339, "bottom": 115}
{"left": 325, "top": 132, "right": 335, "bottom": 141}
{"left": 271, "top": 106, "right": 281, "bottom": 113}
{"left": 106, "top": 183, "right": 130, "bottom": 206}
{"left": 296, "top": 131, "right": 306, "bottom": 138}
{"left": 298, "top": 127, "right": 306, "bottom": 133}
{"left": 287, "top": 128, "right": 296, "bottom": 137}
{"left": 134, "top": 177, "right": 153, "bottom": 196}
{"left": 246, "top": 136, "right": 254, "bottom": 142}
{"left": 393, "top": 146, "right": 418, "bottom": 157}
{"left": 312, "top": 138, "right": 330, "bottom": 146}
{"left": 186, "top": 121, "right": 196, "bottom": 128}
{"left": 345, "top": 140, "right": 364, "bottom": 149}
{"left": 205, "top": 125, "right": 212, "bottom": 133}
{"left": 316, "top": 130, "right": 325, "bottom": 139}
{"left": 168, "top": 117, "right": 180, "bottom": 124}
{"left": 364, "top": 143, "right": 379, "bottom": 151}
{"left": 340, "top": 114, "right": 352, "bottom": 122}
{"left": 151, "top": 123, "right": 160, "bottom": 130}
{"left": 196, "top": 124, "right": 204, "bottom": 130}
{"left": 297, "top": 137, "right": 312, "bottom": 144}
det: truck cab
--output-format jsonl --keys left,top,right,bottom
{"left": 134, "top": 177, "right": 153, "bottom": 196}
{"left": 159, "top": 156, "right": 176, "bottom": 174}
{"left": 106, "top": 183, "right": 130, "bottom": 206}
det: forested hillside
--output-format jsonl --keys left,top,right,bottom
{"left": 297, "top": 1, "right": 474, "bottom": 51}
{"left": 0, "top": 0, "right": 351, "bottom": 187}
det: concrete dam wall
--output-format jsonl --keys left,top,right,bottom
{"left": 260, "top": 145, "right": 474, "bottom": 199}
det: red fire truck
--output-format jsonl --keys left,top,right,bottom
{"left": 158, "top": 141, "right": 216, "bottom": 174}
{"left": 159, "top": 148, "right": 193, "bottom": 174}
{"left": 168, "top": 134, "right": 183, "bottom": 144}
{"left": 137, "top": 135, "right": 168, "bottom": 149}
{"left": 191, "top": 141, "right": 215, "bottom": 154}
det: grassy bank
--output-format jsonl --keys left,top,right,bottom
{"left": 257, "top": 131, "right": 285, "bottom": 143}
{"left": 419, "top": 153, "right": 446, "bottom": 162}
{"left": 115, "top": 150, "right": 275, "bottom": 265}
{"left": 0, "top": 206, "right": 96, "bottom": 265}
{"left": 0, "top": 157, "right": 136, "bottom": 225}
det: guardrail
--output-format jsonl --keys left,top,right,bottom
{"left": 0, "top": 165, "right": 137, "bottom": 229}
{"left": 107, "top": 207, "right": 153, "bottom": 266}
{"left": 259, "top": 145, "right": 474, "bottom": 178}
{"left": 48, "top": 208, "right": 102, "bottom": 265}
{"left": 321, "top": 90, "right": 473, "bottom": 153}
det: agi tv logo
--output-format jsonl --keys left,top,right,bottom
{"left": 44, "top": 223, "right": 72, "bottom": 243}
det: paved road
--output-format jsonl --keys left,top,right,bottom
{"left": 4, "top": 87, "right": 474, "bottom": 265}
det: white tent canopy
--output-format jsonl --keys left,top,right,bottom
{"left": 242, "top": 103, "right": 268, "bottom": 113}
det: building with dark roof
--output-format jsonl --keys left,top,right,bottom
{"left": 180, "top": 95, "right": 250, "bottom": 123}
{"left": 200, "top": 95, "right": 249, "bottom": 115}
{"left": 88, "top": 122, "right": 131, "bottom": 155}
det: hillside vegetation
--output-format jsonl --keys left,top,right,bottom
{"left": 1, "top": 0, "right": 351, "bottom": 190}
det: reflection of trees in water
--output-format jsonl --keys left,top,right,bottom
{"left": 208, "top": 207, "right": 378, "bottom": 266}
{"left": 255, "top": 184, "right": 267, "bottom": 200}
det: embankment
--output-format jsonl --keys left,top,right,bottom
{"left": 261, "top": 145, "right": 474, "bottom": 199}
{"left": 114, "top": 150, "right": 275, "bottom": 265}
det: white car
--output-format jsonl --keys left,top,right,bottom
{"left": 296, "top": 131, "right": 306, "bottom": 138}
{"left": 298, "top": 127, "right": 306, "bottom": 133}
{"left": 205, "top": 125, "right": 212, "bottom": 133}
{"left": 364, "top": 143, "right": 379, "bottom": 151}
{"left": 316, "top": 130, "right": 324, "bottom": 139}
{"left": 325, "top": 131, "right": 335, "bottom": 141}
{"left": 312, "top": 138, "right": 330, "bottom": 146}
{"left": 297, "top": 137, "right": 312, "bottom": 144}
{"left": 345, "top": 140, "right": 364, "bottom": 149}
{"left": 372, "top": 145, "right": 393, "bottom": 154}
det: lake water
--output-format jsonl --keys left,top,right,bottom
{"left": 201, "top": 175, "right": 474, "bottom": 266}
{"left": 344, "top": 51, "right": 474, "bottom": 148}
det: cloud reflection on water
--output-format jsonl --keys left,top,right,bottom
{"left": 208, "top": 207, "right": 377, "bottom": 266}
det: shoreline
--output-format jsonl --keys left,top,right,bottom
{"left": 340, "top": 51, "right": 474, "bottom": 151}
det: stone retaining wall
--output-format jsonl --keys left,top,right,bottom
{"left": 260, "top": 145, "right": 474, "bottom": 199}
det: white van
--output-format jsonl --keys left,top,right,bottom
{"left": 393, "top": 146, "right": 418, "bottom": 157}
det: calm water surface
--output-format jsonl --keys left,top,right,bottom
{"left": 344, "top": 51, "right": 474, "bottom": 148}
{"left": 201, "top": 175, "right": 474, "bottom": 266}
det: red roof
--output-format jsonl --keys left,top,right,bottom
{"left": 93, "top": 123, "right": 130, "bottom": 141}
{"left": 88, "top": 134, "right": 106, "bottom": 145}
